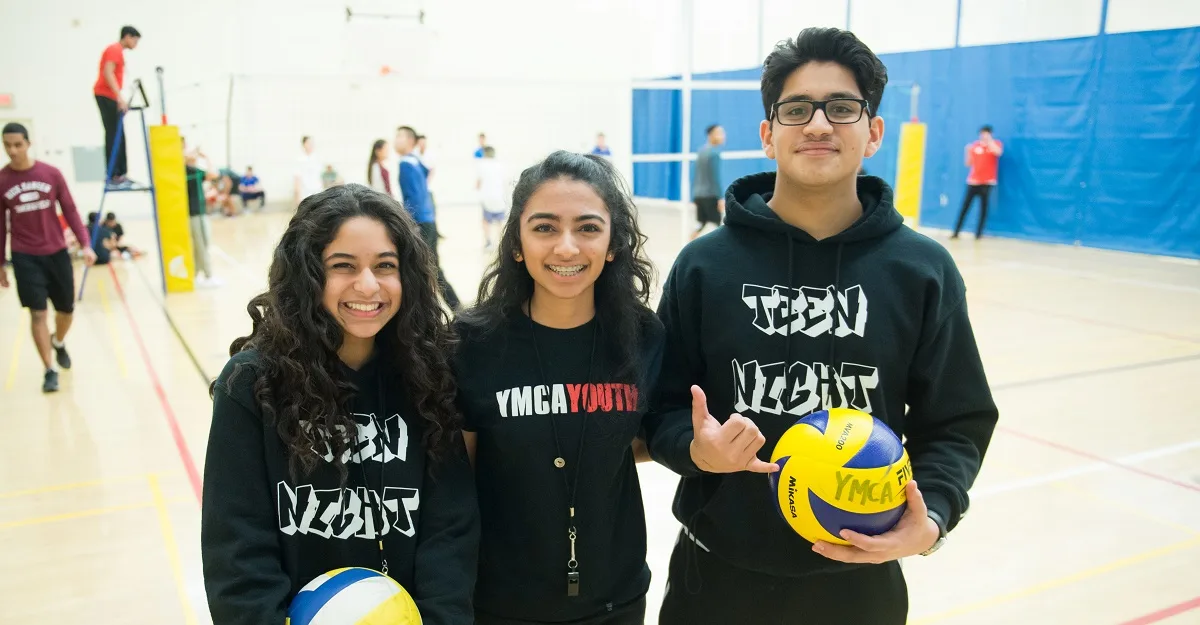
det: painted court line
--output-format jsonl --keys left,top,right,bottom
{"left": 0, "top": 502, "right": 154, "bottom": 531}
{"left": 149, "top": 474, "right": 199, "bottom": 625}
{"left": 994, "top": 353, "right": 1200, "bottom": 391}
{"left": 97, "top": 276, "right": 130, "bottom": 378}
{"left": 1119, "top": 596, "right": 1200, "bottom": 625}
{"left": 129, "top": 260, "right": 213, "bottom": 386}
{"left": 910, "top": 536, "right": 1200, "bottom": 625}
{"left": 973, "top": 438, "right": 1200, "bottom": 499}
{"left": 998, "top": 426, "right": 1200, "bottom": 494}
{"left": 0, "top": 496, "right": 195, "bottom": 531}
{"left": 108, "top": 264, "right": 203, "bottom": 503}
{"left": 991, "top": 260, "right": 1200, "bottom": 295}
{"left": 0, "top": 473, "right": 154, "bottom": 500}
{"left": 983, "top": 298, "right": 1200, "bottom": 345}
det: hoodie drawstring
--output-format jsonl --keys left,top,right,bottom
{"left": 829, "top": 243, "right": 843, "bottom": 375}
{"left": 784, "top": 236, "right": 796, "bottom": 394}
{"left": 784, "top": 238, "right": 843, "bottom": 405}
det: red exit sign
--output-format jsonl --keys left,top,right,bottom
{"left": 0, "top": 93, "right": 12, "bottom": 108}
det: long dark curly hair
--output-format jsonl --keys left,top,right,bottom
{"left": 460, "top": 150, "right": 656, "bottom": 381}
{"left": 214, "top": 184, "right": 460, "bottom": 479}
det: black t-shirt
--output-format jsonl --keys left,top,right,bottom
{"left": 186, "top": 165, "right": 205, "bottom": 216}
{"left": 454, "top": 313, "right": 664, "bottom": 623}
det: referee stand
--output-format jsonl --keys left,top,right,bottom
{"left": 79, "top": 67, "right": 192, "bottom": 300}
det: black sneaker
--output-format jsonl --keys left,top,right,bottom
{"left": 54, "top": 342, "right": 71, "bottom": 369}
{"left": 42, "top": 370, "right": 59, "bottom": 393}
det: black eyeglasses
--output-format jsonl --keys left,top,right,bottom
{"left": 770, "top": 99, "right": 870, "bottom": 126}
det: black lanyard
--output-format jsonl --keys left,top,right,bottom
{"left": 528, "top": 310, "right": 597, "bottom": 597}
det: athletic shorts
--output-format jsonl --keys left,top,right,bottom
{"left": 695, "top": 197, "right": 721, "bottom": 226}
{"left": 483, "top": 208, "right": 506, "bottom": 224}
{"left": 10, "top": 249, "right": 75, "bottom": 313}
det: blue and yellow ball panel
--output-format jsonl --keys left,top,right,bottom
{"left": 769, "top": 409, "right": 912, "bottom": 545}
{"left": 286, "top": 567, "right": 422, "bottom": 625}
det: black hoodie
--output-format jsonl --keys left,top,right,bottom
{"left": 645, "top": 172, "right": 998, "bottom": 578}
{"left": 201, "top": 349, "right": 480, "bottom": 624}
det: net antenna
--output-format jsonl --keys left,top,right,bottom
{"left": 345, "top": 2, "right": 425, "bottom": 24}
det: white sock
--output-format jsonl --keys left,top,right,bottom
{"left": 51, "top": 336, "right": 64, "bottom": 349}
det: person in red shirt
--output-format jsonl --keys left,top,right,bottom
{"left": 952, "top": 124, "right": 1003, "bottom": 239}
{"left": 0, "top": 123, "right": 96, "bottom": 393}
{"left": 94, "top": 25, "right": 141, "bottom": 188}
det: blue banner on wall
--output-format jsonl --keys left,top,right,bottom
{"left": 632, "top": 26, "right": 1200, "bottom": 259}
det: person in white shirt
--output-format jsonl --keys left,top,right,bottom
{"left": 292, "top": 135, "right": 323, "bottom": 207}
{"left": 366, "top": 139, "right": 398, "bottom": 200}
{"left": 476, "top": 146, "right": 508, "bottom": 250}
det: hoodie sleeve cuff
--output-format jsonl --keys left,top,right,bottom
{"left": 921, "top": 488, "right": 954, "bottom": 535}
{"left": 673, "top": 429, "right": 702, "bottom": 477}
{"left": 650, "top": 426, "right": 703, "bottom": 478}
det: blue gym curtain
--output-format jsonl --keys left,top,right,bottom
{"left": 632, "top": 26, "right": 1200, "bottom": 259}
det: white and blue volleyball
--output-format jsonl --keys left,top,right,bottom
{"left": 286, "top": 567, "right": 422, "bottom": 625}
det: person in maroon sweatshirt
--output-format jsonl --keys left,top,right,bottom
{"left": 0, "top": 123, "right": 96, "bottom": 393}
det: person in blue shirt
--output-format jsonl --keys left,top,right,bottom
{"left": 239, "top": 166, "right": 265, "bottom": 209}
{"left": 473, "top": 133, "right": 487, "bottom": 159}
{"left": 396, "top": 125, "right": 460, "bottom": 311}
{"left": 86, "top": 212, "right": 116, "bottom": 265}
{"left": 589, "top": 133, "right": 612, "bottom": 158}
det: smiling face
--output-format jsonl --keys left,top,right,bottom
{"left": 516, "top": 178, "right": 614, "bottom": 307}
{"left": 760, "top": 61, "right": 884, "bottom": 189}
{"left": 321, "top": 216, "right": 402, "bottom": 346}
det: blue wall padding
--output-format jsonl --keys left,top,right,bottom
{"left": 631, "top": 26, "right": 1200, "bottom": 258}
{"left": 691, "top": 90, "right": 766, "bottom": 152}
{"left": 632, "top": 89, "right": 682, "bottom": 155}
{"left": 633, "top": 162, "right": 681, "bottom": 200}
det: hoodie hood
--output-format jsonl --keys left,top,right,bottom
{"left": 724, "top": 171, "right": 904, "bottom": 244}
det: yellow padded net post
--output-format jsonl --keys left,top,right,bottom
{"left": 894, "top": 121, "right": 927, "bottom": 228}
{"left": 148, "top": 125, "right": 195, "bottom": 293}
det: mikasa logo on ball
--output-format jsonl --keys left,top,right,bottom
{"left": 787, "top": 476, "right": 799, "bottom": 518}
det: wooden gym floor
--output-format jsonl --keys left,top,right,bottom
{"left": 1, "top": 199, "right": 1198, "bottom": 624}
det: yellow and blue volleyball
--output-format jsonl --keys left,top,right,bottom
{"left": 768, "top": 408, "right": 912, "bottom": 546}
{"left": 286, "top": 567, "right": 422, "bottom": 625}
